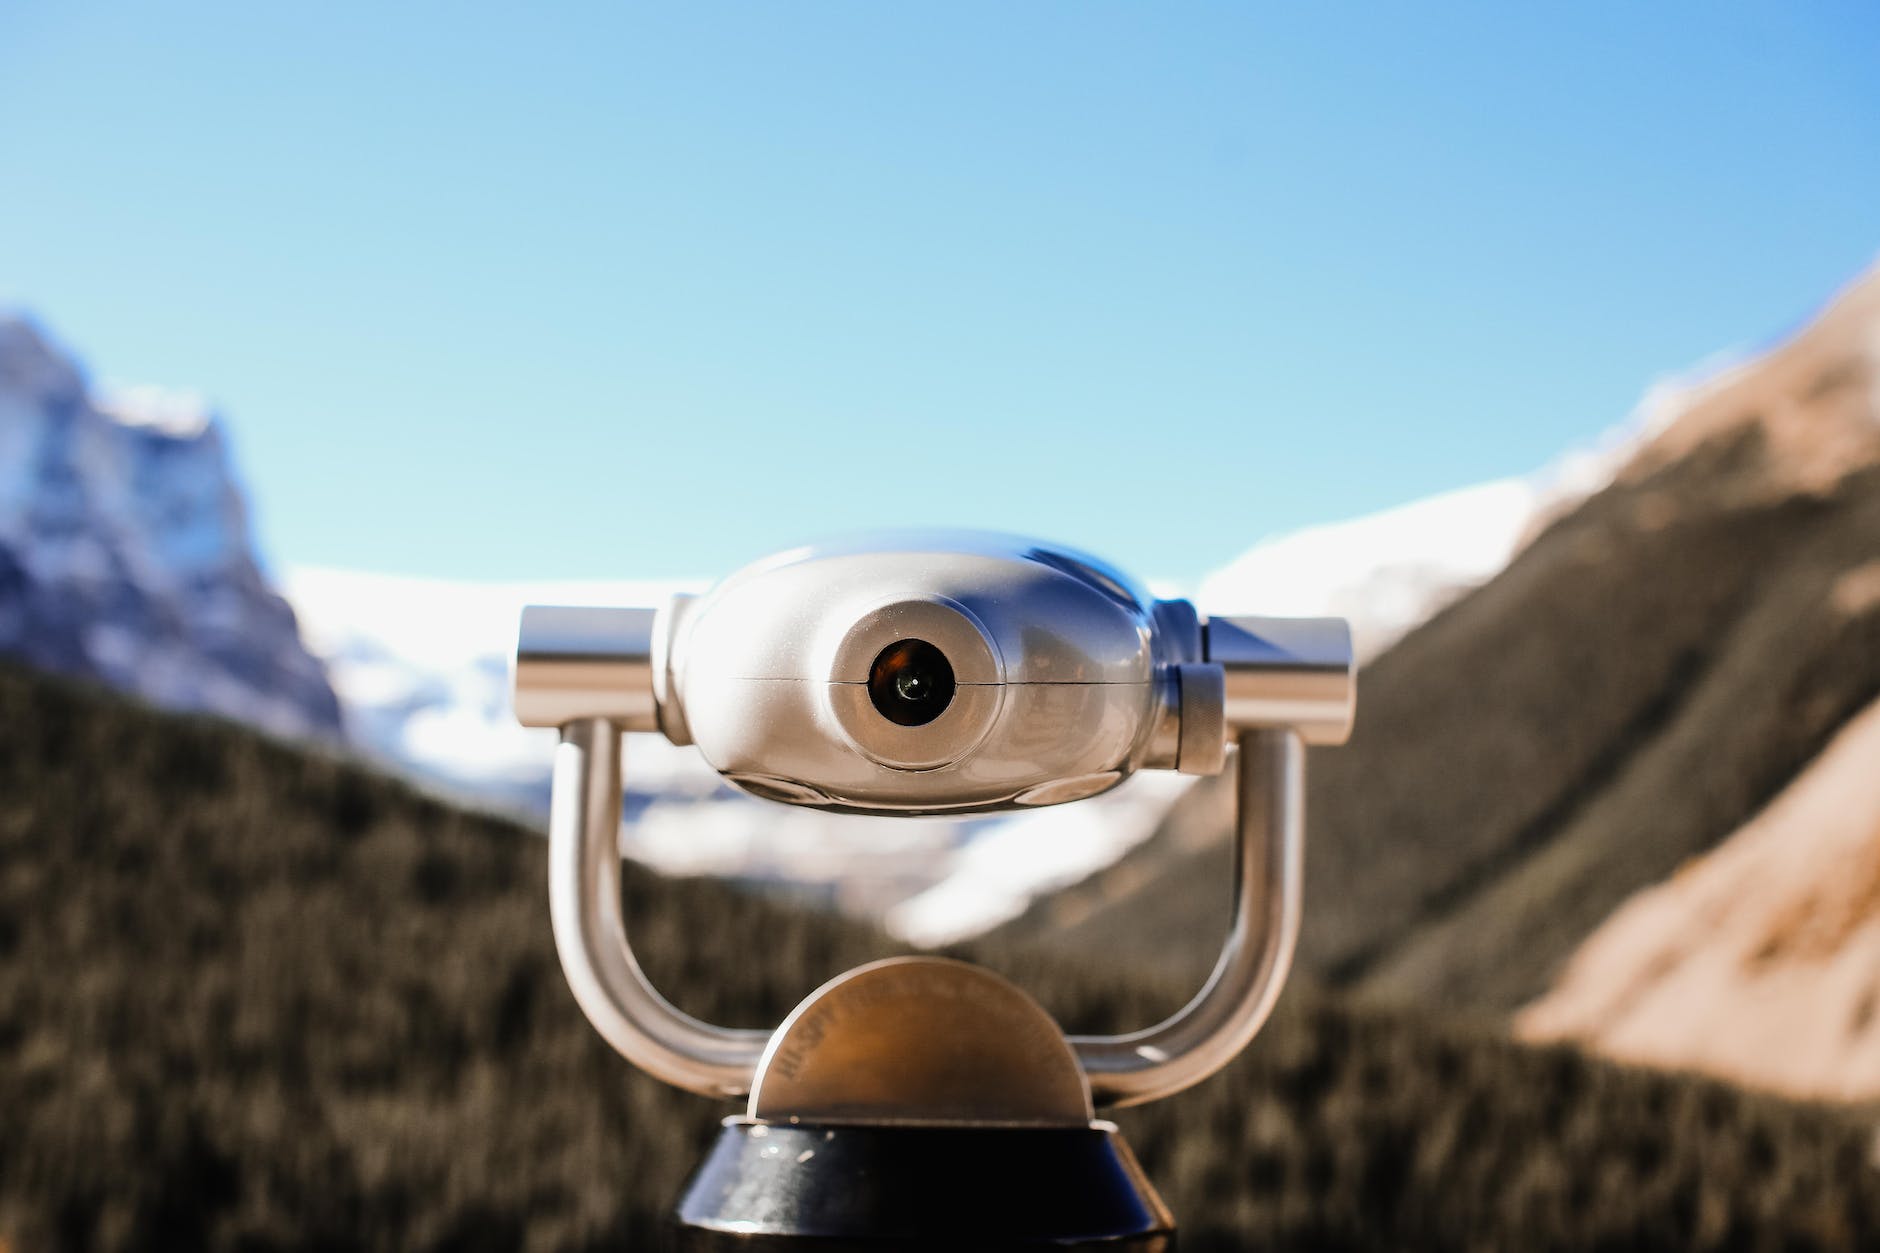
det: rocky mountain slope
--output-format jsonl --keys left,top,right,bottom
{"left": 1518, "top": 691, "right": 1880, "bottom": 1100}
{"left": 996, "top": 264, "right": 1880, "bottom": 1018}
{"left": 0, "top": 316, "right": 340, "bottom": 739}
{"left": 4, "top": 658, "right": 1875, "bottom": 1252}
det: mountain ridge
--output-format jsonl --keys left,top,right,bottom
{"left": 1518, "top": 690, "right": 1880, "bottom": 1100}
{"left": 0, "top": 314, "right": 341, "bottom": 740}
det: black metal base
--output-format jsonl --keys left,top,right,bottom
{"left": 674, "top": 1117, "right": 1174, "bottom": 1250}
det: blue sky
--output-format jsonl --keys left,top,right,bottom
{"left": 2, "top": 3, "right": 1875, "bottom": 585}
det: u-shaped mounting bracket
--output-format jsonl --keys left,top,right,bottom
{"left": 546, "top": 714, "right": 1304, "bottom": 1109}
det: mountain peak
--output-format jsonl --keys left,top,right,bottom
{"left": 1625, "top": 261, "right": 1880, "bottom": 497}
{"left": 95, "top": 383, "right": 219, "bottom": 441}
{"left": 0, "top": 314, "right": 342, "bottom": 740}
{"left": 0, "top": 314, "right": 87, "bottom": 408}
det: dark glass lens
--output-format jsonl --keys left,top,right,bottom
{"left": 868, "top": 639, "right": 955, "bottom": 727}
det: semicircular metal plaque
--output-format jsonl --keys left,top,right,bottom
{"left": 749, "top": 957, "right": 1093, "bottom": 1126}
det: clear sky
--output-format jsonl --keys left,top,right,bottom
{"left": 2, "top": 3, "right": 1875, "bottom": 585}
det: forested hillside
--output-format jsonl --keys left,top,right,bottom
{"left": 3, "top": 662, "right": 1878, "bottom": 1251}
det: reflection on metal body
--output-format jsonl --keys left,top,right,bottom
{"left": 516, "top": 606, "right": 662, "bottom": 731}
{"left": 672, "top": 540, "right": 1172, "bottom": 814}
{"left": 546, "top": 716, "right": 1302, "bottom": 1107}
{"left": 748, "top": 957, "right": 1093, "bottom": 1126}
{"left": 1208, "top": 615, "right": 1356, "bottom": 747}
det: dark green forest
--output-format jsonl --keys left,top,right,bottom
{"left": 4, "top": 661, "right": 1879, "bottom": 1251}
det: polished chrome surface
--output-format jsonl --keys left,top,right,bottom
{"left": 1207, "top": 615, "right": 1355, "bottom": 746}
{"left": 748, "top": 957, "right": 1093, "bottom": 1126}
{"left": 549, "top": 717, "right": 768, "bottom": 1098}
{"left": 1070, "top": 729, "right": 1303, "bottom": 1107}
{"left": 515, "top": 537, "right": 1356, "bottom": 808}
{"left": 1149, "top": 598, "right": 1204, "bottom": 664}
{"left": 1172, "top": 663, "right": 1227, "bottom": 776}
{"left": 538, "top": 716, "right": 1303, "bottom": 1111}
{"left": 707, "top": 529, "right": 1158, "bottom": 610}
{"left": 649, "top": 593, "right": 696, "bottom": 745}
{"left": 672, "top": 536, "right": 1177, "bottom": 814}
{"left": 514, "top": 605, "right": 663, "bottom": 730}
{"left": 822, "top": 596, "right": 1005, "bottom": 771}
{"left": 542, "top": 716, "right": 1304, "bottom": 1110}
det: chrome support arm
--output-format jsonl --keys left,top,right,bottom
{"left": 551, "top": 712, "right": 1302, "bottom": 1108}
{"left": 549, "top": 716, "right": 1304, "bottom": 1108}
{"left": 549, "top": 717, "right": 770, "bottom": 1099}
{"left": 1070, "top": 728, "right": 1303, "bottom": 1108}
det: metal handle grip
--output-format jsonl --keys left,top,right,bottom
{"left": 547, "top": 716, "right": 1302, "bottom": 1108}
{"left": 1070, "top": 728, "right": 1302, "bottom": 1107}
{"left": 549, "top": 718, "right": 768, "bottom": 1098}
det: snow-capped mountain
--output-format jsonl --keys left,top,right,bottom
{"left": 1197, "top": 414, "right": 1649, "bottom": 659}
{"left": 1198, "top": 479, "right": 1543, "bottom": 659}
{"left": 0, "top": 316, "right": 341, "bottom": 739}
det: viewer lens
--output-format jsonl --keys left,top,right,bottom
{"left": 868, "top": 640, "right": 955, "bottom": 727}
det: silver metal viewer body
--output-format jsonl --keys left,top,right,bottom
{"left": 512, "top": 530, "right": 1355, "bottom": 1246}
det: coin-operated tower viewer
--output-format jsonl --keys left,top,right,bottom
{"left": 513, "top": 532, "right": 1356, "bottom": 1250}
